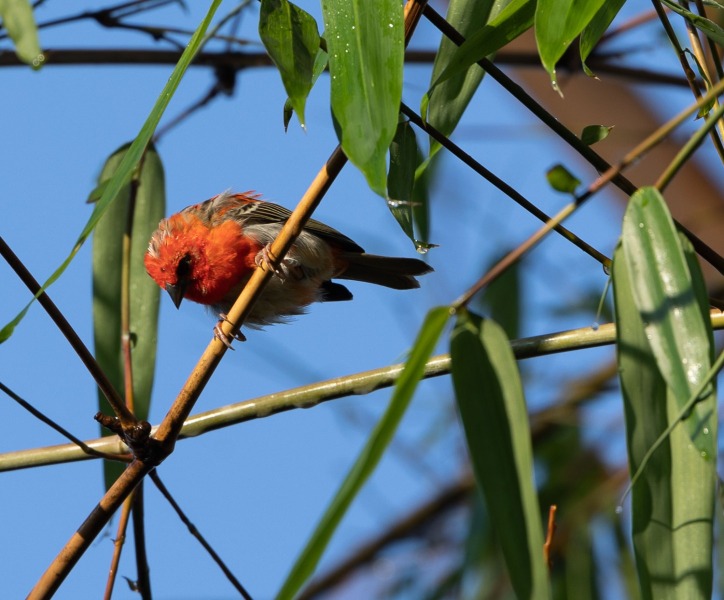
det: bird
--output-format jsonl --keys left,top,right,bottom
{"left": 144, "top": 191, "right": 433, "bottom": 330}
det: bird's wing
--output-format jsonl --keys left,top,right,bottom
{"left": 222, "top": 194, "right": 365, "bottom": 253}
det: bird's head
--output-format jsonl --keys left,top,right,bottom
{"left": 144, "top": 213, "right": 257, "bottom": 308}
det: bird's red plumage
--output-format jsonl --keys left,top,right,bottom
{"left": 144, "top": 191, "right": 432, "bottom": 326}
{"left": 145, "top": 213, "right": 261, "bottom": 306}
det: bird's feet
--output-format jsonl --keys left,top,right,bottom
{"left": 214, "top": 313, "right": 246, "bottom": 349}
{"left": 254, "top": 243, "right": 301, "bottom": 282}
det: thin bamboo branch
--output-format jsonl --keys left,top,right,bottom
{"left": 5, "top": 311, "right": 723, "bottom": 473}
{"left": 0, "top": 237, "right": 136, "bottom": 427}
{"left": 132, "top": 483, "right": 152, "bottom": 599}
{"left": 399, "top": 102, "right": 611, "bottom": 268}
{"left": 104, "top": 492, "right": 135, "bottom": 600}
{"left": 150, "top": 471, "right": 253, "bottom": 599}
{"left": 0, "top": 381, "right": 130, "bottom": 463}
{"left": 28, "top": 459, "right": 154, "bottom": 598}
{"left": 0, "top": 48, "right": 693, "bottom": 89}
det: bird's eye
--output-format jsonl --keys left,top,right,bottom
{"left": 176, "top": 254, "right": 193, "bottom": 279}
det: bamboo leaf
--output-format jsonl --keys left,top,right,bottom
{"left": 284, "top": 48, "right": 328, "bottom": 131}
{"left": 321, "top": 0, "right": 403, "bottom": 195}
{"left": 580, "top": 124, "right": 613, "bottom": 146}
{"left": 93, "top": 145, "right": 165, "bottom": 489}
{"left": 579, "top": 1, "right": 626, "bottom": 76}
{"left": 424, "top": 0, "right": 534, "bottom": 100}
{"left": 276, "top": 306, "right": 451, "bottom": 600}
{"left": 450, "top": 309, "right": 550, "bottom": 600}
{"left": 260, "top": 0, "right": 320, "bottom": 129}
{"left": 535, "top": 0, "right": 607, "bottom": 89}
{"left": 613, "top": 245, "right": 716, "bottom": 599}
{"left": 660, "top": 0, "right": 724, "bottom": 45}
{"left": 387, "top": 119, "right": 430, "bottom": 249}
{"left": 546, "top": 164, "right": 581, "bottom": 194}
{"left": 424, "top": 0, "right": 513, "bottom": 158}
{"left": 0, "top": 0, "right": 221, "bottom": 343}
{"left": 0, "top": 0, "right": 43, "bottom": 68}
{"left": 621, "top": 187, "right": 715, "bottom": 455}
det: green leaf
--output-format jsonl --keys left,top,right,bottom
{"left": 321, "top": 0, "right": 403, "bottom": 195}
{"left": 546, "top": 164, "right": 581, "bottom": 194}
{"left": 613, "top": 245, "right": 716, "bottom": 600}
{"left": 425, "top": 0, "right": 535, "bottom": 97}
{"left": 0, "top": 0, "right": 221, "bottom": 343}
{"left": 580, "top": 124, "right": 613, "bottom": 146}
{"left": 660, "top": 0, "right": 724, "bottom": 45}
{"left": 621, "top": 187, "right": 715, "bottom": 455}
{"left": 0, "top": 0, "right": 43, "bottom": 68}
{"left": 387, "top": 119, "right": 431, "bottom": 249}
{"left": 276, "top": 306, "right": 451, "bottom": 600}
{"left": 535, "top": 0, "right": 607, "bottom": 89}
{"left": 93, "top": 144, "right": 165, "bottom": 489}
{"left": 259, "top": 0, "right": 320, "bottom": 130}
{"left": 450, "top": 310, "right": 550, "bottom": 600}
{"left": 283, "top": 48, "right": 328, "bottom": 131}
{"left": 424, "top": 0, "right": 512, "bottom": 158}
{"left": 579, "top": 1, "right": 626, "bottom": 76}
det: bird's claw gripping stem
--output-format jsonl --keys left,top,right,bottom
{"left": 214, "top": 313, "right": 246, "bottom": 349}
{"left": 254, "top": 243, "right": 303, "bottom": 283}
{"left": 255, "top": 244, "right": 283, "bottom": 277}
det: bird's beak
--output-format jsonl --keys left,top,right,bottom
{"left": 165, "top": 282, "right": 185, "bottom": 309}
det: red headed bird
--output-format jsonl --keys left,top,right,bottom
{"left": 144, "top": 192, "right": 432, "bottom": 328}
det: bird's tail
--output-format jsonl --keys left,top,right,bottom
{"left": 339, "top": 253, "right": 433, "bottom": 290}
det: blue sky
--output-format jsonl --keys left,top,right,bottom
{"left": 0, "top": 2, "right": 666, "bottom": 598}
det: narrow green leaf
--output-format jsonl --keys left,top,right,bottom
{"left": 425, "top": 0, "right": 535, "bottom": 98}
{"left": 660, "top": 0, "right": 724, "bottom": 45}
{"left": 321, "top": 0, "right": 403, "bottom": 195}
{"left": 450, "top": 309, "right": 550, "bottom": 600}
{"left": 0, "top": 0, "right": 221, "bottom": 343}
{"left": 613, "top": 245, "right": 715, "bottom": 600}
{"left": 387, "top": 119, "right": 417, "bottom": 210}
{"left": 546, "top": 164, "right": 581, "bottom": 194}
{"left": 580, "top": 124, "right": 613, "bottom": 146}
{"left": 535, "top": 0, "right": 607, "bottom": 89}
{"left": 410, "top": 151, "right": 433, "bottom": 248}
{"left": 579, "top": 1, "right": 626, "bottom": 76}
{"left": 621, "top": 187, "right": 715, "bottom": 455}
{"left": 0, "top": 0, "right": 43, "bottom": 68}
{"left": 259, "top": 0, "right": 320, "bottom": 129}
{"left": 276, "top": 306, "right": 451, "bottom": 600}
{"left": 424, "top": 0, "right": 510, "bottom": 158}
{"left": 283, "top": 48, "right": 328, "bottom": 131}
{"left": 387, "top": 118, "right": 432, "bottom": 250}
{"left": 93, "top": 145, "right": 165, "bottom": 489}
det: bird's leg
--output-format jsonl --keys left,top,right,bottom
{"left": 255, "top": 243, "right": 302, "bottom": 282}
{"left": 214, "top": 313, "right": 246, "bottom": 349}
